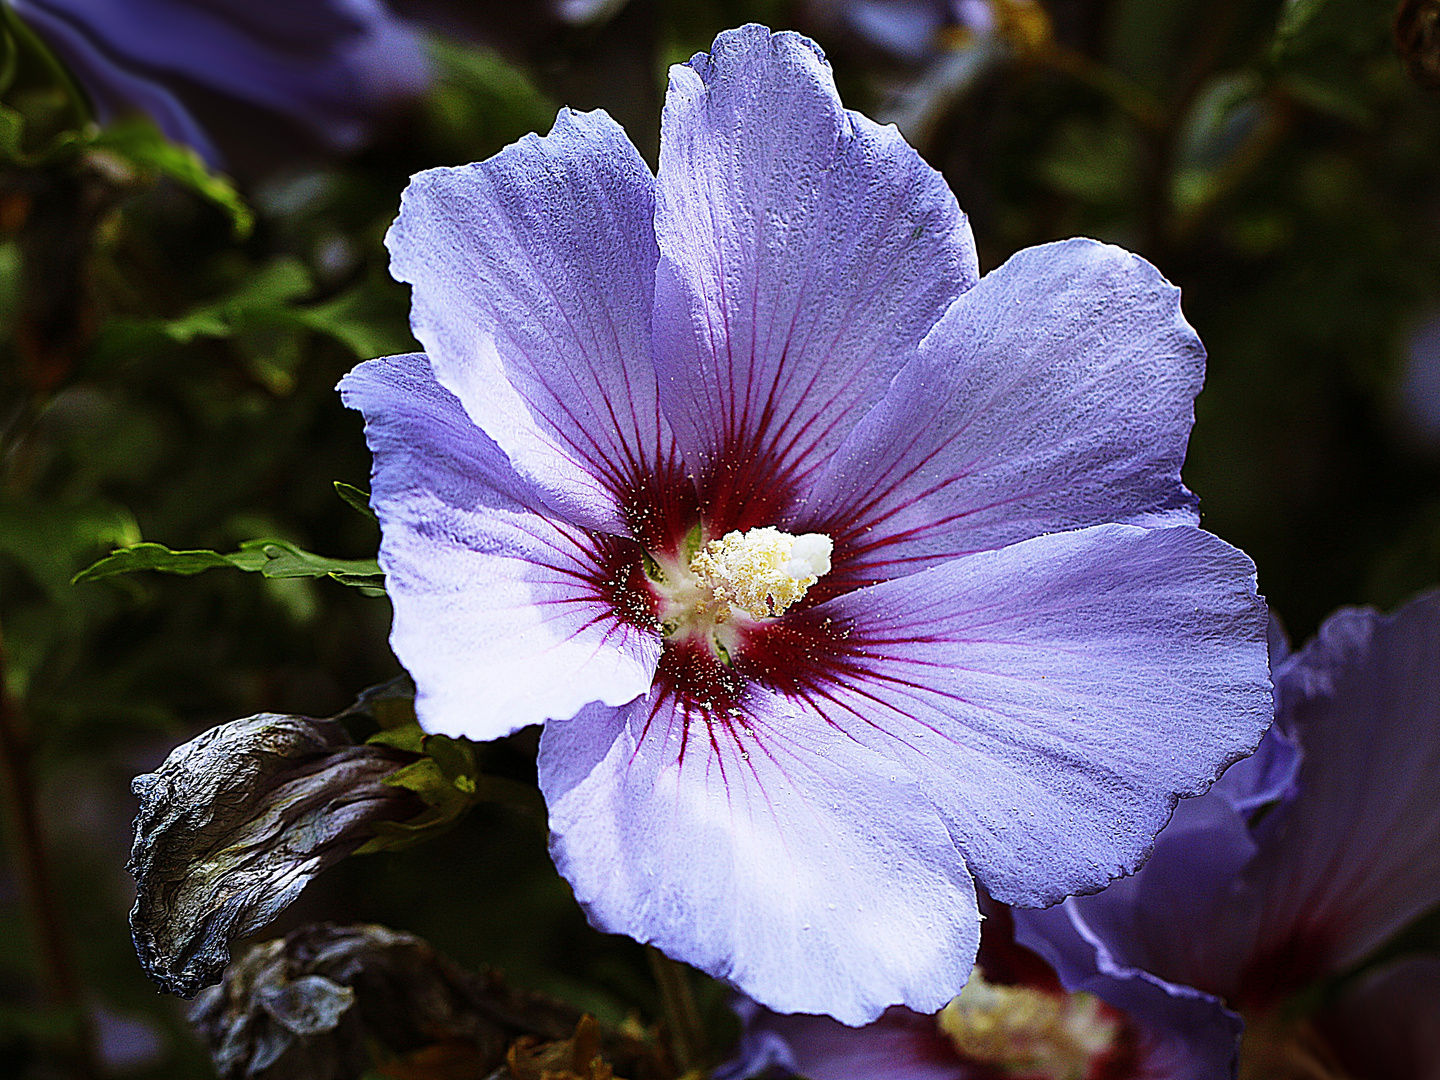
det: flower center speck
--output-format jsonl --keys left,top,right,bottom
{"left": 644, "top": 526, "right": 833, "bottom": 662}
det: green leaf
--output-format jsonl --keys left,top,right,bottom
{"left": 0, "top": 3, "right": 89, "bottom": 162}
{"left": 72, "top": 538, "right": 383, "bottom": 591}
{"left": 87, "top": 117, "right": 253, "bottom": 237}
{"left": 334, "top": 481, "right": 377, "bottom": 521}
{"left": 72, "top": 543, "right": 237, "bottom": 582}
{"left": 157, "top": 258, "right": 313, "bottom": 344}
{"left": 422, "top": 36, "right": 556, "bottom": 161}
{"left": 0, "top": 498, "right": 142, "bottom": 597}
{"left": 238, "top": 539, "right": 381, "bottom": 581}
{"left": 294, "top": 282, "right": 418, "bottom": 359}
{"left": 1276, "top": 0, "right": 1329, "bottom": 41}
{"left": 0, "top": 102, "right": 24, "bottom": 160}
{"left": 366, "top": 722, "right": 427, "bottom": 754}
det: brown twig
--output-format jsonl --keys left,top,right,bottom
{"left": 0, "top": 626, "right": 100, "bottom": 1079}
{"left": 646, "top": 945, "right": 705, "bottom": 1074}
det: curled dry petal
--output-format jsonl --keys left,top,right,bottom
{"left": 128, "top": 713, "right": 419, "bottom": 996}
{"left": 189, "top": 923, "right": 662, "bottom": 1080}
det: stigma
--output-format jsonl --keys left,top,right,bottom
{"left": 689, "top": 527, "right": 833, "bottom": 620}
{"left": 937, "top": 972, "right": 1121, "bottom": 1080}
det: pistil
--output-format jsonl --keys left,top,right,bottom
{"left": 689, "top": 527, "right": 833, "bottom": 620}
{"left": 644, "top": 526, "right": 834, "bottom": 660}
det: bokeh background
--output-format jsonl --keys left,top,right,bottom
{"left": 1, "top": 0, "right": 1439, "bottom": 1076}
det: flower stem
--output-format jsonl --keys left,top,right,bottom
{"left": 646, "top": 945, "right": 705, "bottom": 1073}
{"left": 0, "top": 626, "right": 99, "bottom": 1078}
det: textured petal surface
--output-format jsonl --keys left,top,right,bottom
{"left": 387, "top": 109, "right": 675, "bottom": 535}
{"left": 1013, "top": 906, "right": 1243, "bottom": 1080}
{"left": 538, "top": 688, "right": 980, "bottom": 1025}
{"left": 1241, "top": 591, "right": 1440, "bottom": 980}
{"left": 652, "top": 24, "right": 977, "bottom": 527}
{"left": 14, "top": 0, "right": 426, "bottom": 163}
{"left": 792, "top": 523, "right": 1271, "bottom": 906}
{"left": 340, "top": 354, "right": 659, "bottom": 740}
{"left": 800, "top": 240, "right": 1203, "bottom": 585}
{"left": 1325, "top": 956, "right": 1440, "bottom": 1080}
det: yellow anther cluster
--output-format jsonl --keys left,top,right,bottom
{"left": 937, "top": 973, "right": 1119, "bottom": 1080}
{"left": 689, "top": 527, "right": 833, "bottom": 620}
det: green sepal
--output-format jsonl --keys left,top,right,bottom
{"left": 337, "top": 676, "right": 417, "bottom": 731}
{"left": 357, "top": 723, "right": 545, "bottom": 853}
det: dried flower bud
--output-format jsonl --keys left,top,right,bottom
{"left": 189, "top": 923, "right": 667, "bottom": 1080}
{"left": 128, "top": 713, "right": 420, "bottom": 996}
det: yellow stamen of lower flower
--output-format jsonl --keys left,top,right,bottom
{"left": 688, "top": 527, "right": 833, "bottom": 620}
{"left": 937, "top": 973, "right": 1120, "bottom": 1080}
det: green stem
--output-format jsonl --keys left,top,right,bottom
{"left": 647, "top": 945, "right": 705, "bottom": 1073}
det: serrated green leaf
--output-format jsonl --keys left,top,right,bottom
{"left": 73, "top": 538, "right": 383, "bottom": 591}
{"left": 235, "top": 539, "right": 380, "bottom": 580}
{"left": 334, "top": 481, "right": 377, "bottom": 521}
{"left": 71, "top": 543, "right": 248, "bottom": 582}
{"left": 87, "top": 117, "right": 253, "bottom": 237}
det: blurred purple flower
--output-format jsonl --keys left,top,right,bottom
{"left": 1399, "top": 311, "right": 1440, "bottom": 450}
{"left": 9, "top": 0, "right": 429, "bottom": 166}
{"left": 718, "top": 908, "right": 1243, "bottom": 1080}
{"left": 341, "top": 24, "right": 1270, "bottom": 1023}
{"left": 1016, "top": 591, "right": 1440, "bottom": 1078}
{"left": 829, "top": 0, "right": 993, "bottom": 63}
{"left": 554, "top": 0, "right": 629, "bottom": 26}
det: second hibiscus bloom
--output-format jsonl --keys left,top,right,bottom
{"left": 342, "top": 24, "right": 1271, "bottom": 1024}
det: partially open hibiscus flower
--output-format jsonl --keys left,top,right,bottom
{"left": 341, "top": 24, "right": 1271, "bottom": 1024}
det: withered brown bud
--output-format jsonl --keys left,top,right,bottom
{"left": 1397, "top": 0, "right": 1440, "bottom": 88}
{"left": 189, "top": 923, "right": 667, "bottom": 1080}
{"left": 128, "top": 714, "right": 420, "bottom": 996}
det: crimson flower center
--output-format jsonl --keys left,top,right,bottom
{"left": 643, "top": 525, "right": 833, "bottom": 663}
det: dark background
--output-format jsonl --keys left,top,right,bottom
{"left": 1, "top": 0, "right": 1438, "bottom": 1075}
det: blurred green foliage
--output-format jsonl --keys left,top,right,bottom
{"left": 0, "top": 0, "right": 1437, "bottom": 1077}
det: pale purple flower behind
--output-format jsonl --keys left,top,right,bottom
{"left": 341, "top": 24, "right": 1271, "bottom": 1024}
{"left": 718, "top": 916, "right": 1244, "bottom": 1079}
{"left": 1015, "top": 590, "right": 1440, "bottom": 1078}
